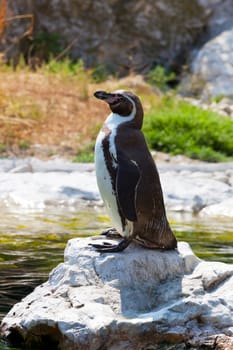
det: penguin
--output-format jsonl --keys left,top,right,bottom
{"left": 91, "top": 90, "right": 177, "bottom": 253}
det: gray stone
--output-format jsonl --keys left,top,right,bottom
{"left": 179, "top": 0, "right": 233, "bottom": 100}
{"left": 1, "top": 238, "right": 233, "bottom": 349}
{"left": 161, "top": 171, "right": 233, "bottom": 215}
{"left": 197, "top": 0, "right": 233, "bottom": 40}
{"left": 9, "top": 163, "right": 33, "bottom": 173}
{"left": 190, "top": 28, "right": 233, "bottom": 100}
{"left": 200, "top": 198, "right": 233, "bottom": 218}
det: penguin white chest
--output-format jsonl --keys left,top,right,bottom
{"left": 95, "top": 108, "right": 136, "bottom": 237}
{"left": 95, "top": 129, "right": 123, "bottom": 233}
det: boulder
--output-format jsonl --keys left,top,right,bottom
{"left": 1, "top": 237, "right": 233, "bottom": 349}
{"left": 200, "top": 198, "right": 233, "bottom": 218}
{"left": 189, "top": 28, "right": 233, "bottom": 100}
{"left": 160, "top": 169, "right": 233, "bottom": 215}
{"left": 197, "top": 0, "right": 233, "bottom": 40}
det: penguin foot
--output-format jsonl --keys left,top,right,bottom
{"left": 89, "top": 238, "right": 131, "bottom": 253}
{"left": 101, "top": 227, "right": 121, "bottom": 238}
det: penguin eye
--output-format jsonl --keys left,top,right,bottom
{"left": 110, "top": 95, "right": 124, "bottom": 106}
{"left": 110, "top": 95, "right": 133, "bottom": 116}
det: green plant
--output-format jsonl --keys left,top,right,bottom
{"left": 143, "top": 96, "right": 233, "bottom": 162}
{"left": 44, "top": 58, "right": 90, "bottom": 101}
{"left": 74, "top": 142, "right": 95, "bottom": 163}
{"left": 45, "top": 58, "right": 81, "bottom": 75}
{"left": 7, "top": 97, "right": 42, "bottom": 121}
{"left": 75, "top": 152, "right": 94, "bottom": 163}
{"left": 210, "top": 94, "right": 225, "bottom": 103}
{"left": 91, "top": 65, "right": 108, "bottom": 83}
{"left": 18, "top": 140, "right": 30, "bottom": 150}
{"left": 71, "top": 59, "right": 90, "bottom": 101}
{"left": 147, "top": 65, "right": 176, "bottom": 92}
{"left": 32, "top": 32, "right": 63, "bottom": 61}
{"left": 0, "top": 143, "right": 6, "bottom": 152}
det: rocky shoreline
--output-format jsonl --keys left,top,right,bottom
{"left": 0, "top": 157, "right": 233, "bottom": 349}
{"left": 0, "top": 157, "right": 232, "bottom": 219}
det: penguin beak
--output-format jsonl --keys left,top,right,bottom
{"left": 94, "top": 91, "right": 120, "bottom": 104}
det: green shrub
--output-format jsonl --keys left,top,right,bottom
{"left": 210, "top": 94, "right": 225, "bottom": 104}
{"left": 143, "top": 96, "right": 233, "bottom": 162}
{"left": 74, "top": 142, "right": 95, "bottom": 163}
{"left": 32, "top": 32, "right": 63, "bottom": 60}
{"left": 45, "top": 58, "right": 85, "bottom": 76}
{"left": 91, "top": 65, "right": 108, "bottom": 83}
{"left": 147, "top": 65, "right": 176, "bottom": 92}
{"left": 74, "top": 152, "right": 94, "bottom": 163}
{"left": 18, "top": 140, "right": 30, "bottom": 150}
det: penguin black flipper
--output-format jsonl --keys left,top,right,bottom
{"left": 116, "top": 153, "right": 141, "bottom": 222}
{"left": 90, "top": 238, "right": 131, "bottom": 253}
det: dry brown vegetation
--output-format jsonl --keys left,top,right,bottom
{"left": 0, "top": 66, "right": 156, "bottom": 159}
{"left": 0, "top": 70, "right": 104, "bottom": 157}
{"left": 0, "top": 0, "right": 158, "bottom": 160}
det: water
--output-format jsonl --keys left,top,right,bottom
{"left": 0, "top": 208, "right": 232, "bottom": 350}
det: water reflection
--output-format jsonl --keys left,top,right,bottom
{"left": 0, "top": 208, "right": 232, "bottom": 347}
{"left": 0, "top": 207, "right": 103, "bottom": 320}
{"left": 172, "top": 213, "right": 233, "bottom": 262}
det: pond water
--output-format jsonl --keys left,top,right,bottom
{"left": 0, "top": 208, "right": 232, "bottom": 350}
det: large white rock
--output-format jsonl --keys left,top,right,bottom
{"left": 0, "top": 159, "right": 100, "bottom": 210}
{"left": 1, "top": 238, "right": 233, "bottom": 349}
{"left": 190, "top": 28, "right": 233, "bottom": 100}
{"left": 161, "top": 170, "right": 232, "bottom": 214}
{"left": 201, "top": 198, "right": 233, "bottom": 218}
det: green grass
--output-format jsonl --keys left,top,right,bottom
{"left": 74, "top": 142, "right": 95, "bottom": 163}
{"left": 143, "top": 96, "right": 233, "bottom": 162}
{"left": 44, "top": 57, "right": 86, "bottom": 76}
{"left": 74, "top": 152, "right": 94, "bottom": 163}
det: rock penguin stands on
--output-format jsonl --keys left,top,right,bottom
{"left": 92, "top": 90, "right": 177, "bottom": 252}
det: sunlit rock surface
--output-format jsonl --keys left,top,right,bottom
{"left": 200, "top": 198, "right": 233, "bottom": 218}
{"left": 0, "top": 158, "right": 99, "bottom": 210}
{"left": 0, "top": 158, "right": 232, "bottom": 218}
{"left": 1, "top": 238, "right": 233, "bottom": 349}
{"left": 190, "top": 28, "right": 233, "bottom": 100}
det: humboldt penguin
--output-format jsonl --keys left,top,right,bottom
{"left": 92, "top": 90, "right": 177, "bottom": 252}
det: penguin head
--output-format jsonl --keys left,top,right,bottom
{"left": 94, "top": 90, "right": 143, "bottom": 128}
